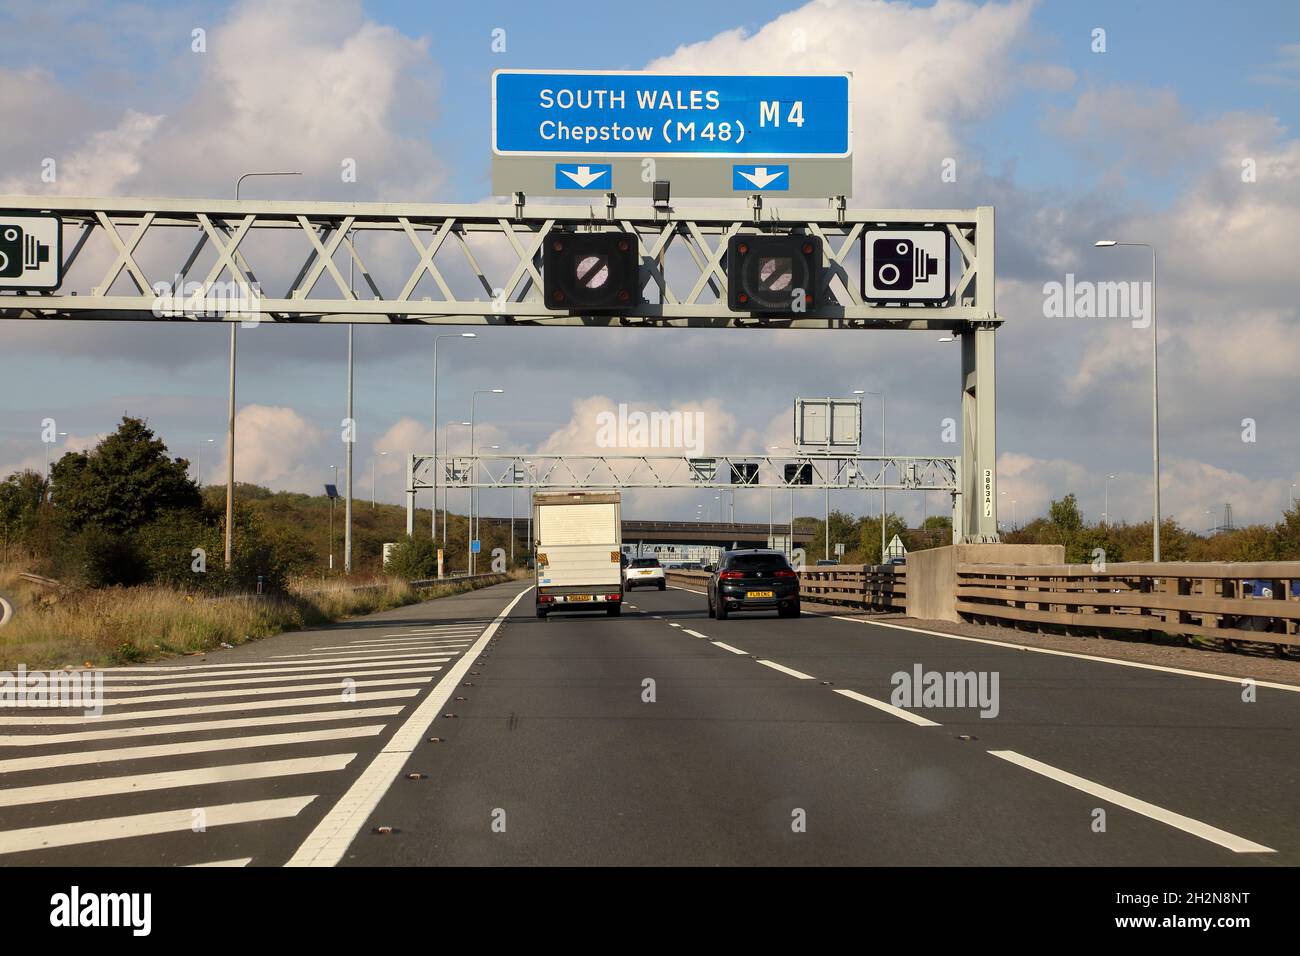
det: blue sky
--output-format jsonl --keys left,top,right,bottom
{"left": 1, "top": 0, "right": 1298, "bottom": 531}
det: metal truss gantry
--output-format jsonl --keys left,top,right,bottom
{"left": 407, "top": 452, "right": 964, "bottom": 540}
{"left": 0, "top": 194, "right": 1001, "bottom": 538}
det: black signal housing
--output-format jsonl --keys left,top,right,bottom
{"left": 727, "top": 234, "right": 821, "bottom": 314}
{"left": 543, "top": 230, "right": 641, "bottom": 312}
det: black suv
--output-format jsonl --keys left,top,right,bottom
{"left": 707, "top": 549, "right": 800, "bottom": 619}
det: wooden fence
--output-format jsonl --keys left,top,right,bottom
{"left": 956, "top": 562, "right": 1300, "bottom": 652}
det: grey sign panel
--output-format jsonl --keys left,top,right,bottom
{"left": 794, "top": 397, "right": 862, "bottom": 449}
{"left": 491, "top": 71, "right": 853, "bottom": 199}
{"left": 862, "top": 227, "right": 950, "bottom": 304}
{"left": 0, "top": 213, "right": 61, "bottom": 290}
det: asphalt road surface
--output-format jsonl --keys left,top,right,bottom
{"left": 3, "top": 579, "right": 1296, "bottom": 866}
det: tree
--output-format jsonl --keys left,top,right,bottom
{"left": 0, "top": 469, "right": 47, "bottom": 551}
{"left": 1048, "top": 493, "right": 1084, "bottom": 533}
{"left": 50, "top": 417, "right": 201, "bottom": 533}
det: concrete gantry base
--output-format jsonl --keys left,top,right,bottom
{"left": 907, "top": 543, "right": 1065, "bottom": 622}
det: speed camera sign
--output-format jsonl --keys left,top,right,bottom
{"left": 0, "top": 213, "right": 61, "bottom": 290}
{"left": 862, "top": 227, "right": 948, "bottom": 304}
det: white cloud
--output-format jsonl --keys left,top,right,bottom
{"left": 648, "top": 0, "right": 1042, "bottom": 203}
{"left": 228, "top": 404, "right": 327, "bottom": 491}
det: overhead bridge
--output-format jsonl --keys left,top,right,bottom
{"left": 622, "top": 520, "right": 814, "bottom": 549}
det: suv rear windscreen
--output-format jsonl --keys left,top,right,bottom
{"left": 725, "top": 554, "right": 789, "bottom": 572}
{"left": 630, "top": 559, "right": 661, "bottom": 568}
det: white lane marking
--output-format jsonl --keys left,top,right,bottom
{"left": 0, "top": 706, "right": 404, "bottom": 747}
{"left": 833, "top": 688, "right": 942, "bottom": 727}
{"left": 350, "top": 636, "right": 476, "bottom": 645}
{"left": 988, "top": 750, "right": 1276, "bottom": 854}
{"left": 651, "top": 616, "right": 663, "bottom": 620}
{"left": 828, "top": 616, "right": 1300, "bottom": 693}
{"left": 757, "top": 660, "right": 816, "bottom": 680}
{"left": 0, "top": 725, "right": 385, "bottom": 773}
{"left": 325, "top": 641, "right": 469, "bottom": 652}
{"left": 0, "top": 797, "right": 316, "bottom": 857}
{"left": 388, "top": 627, "right": 484, "bottom": 635}
{"left": 668, "top": 585, "right": 706, "bottom": 595}
{"left": 99, "top": 651, "right": 446, "bottom": 671}
{"left": 101, "top": 658, "right": 450, "bottom": 682}
{"left": 101, "top": 666, "right": 439, "bottom": 693}
{"left": 667, "top": 622, "right": 682, "bottom": 628}
{"left": 0, "top": 688, "right": 423, "bottom": 726}
{"left": 287, "top": 585, "right": 533, "bottom": 867}
{"left": 683, "top": 629, "right": 710, "bottom": 639}
{"left": 188, "top": 857, "right": 252, "bottom": 867}
{"left": 712, "top": 641, "right": 749, "bottom": 655}
{"left": 98, "top": 675, "right": 435, "bottom": 706}
{"left": 0, "top": 754, "right": 357, "bottom": 808}
{"left": 270, "top": 649, "right": 455, "bottom": 661}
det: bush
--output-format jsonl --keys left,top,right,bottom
{"left": 383, "top": 537, "right": 438, "bottom": 579}
{"left": 53, "top": 524, "right": 147, "bottom": 587}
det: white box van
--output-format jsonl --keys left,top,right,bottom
{"left": 533, "top": 491, "right": 623, "bottom": 618}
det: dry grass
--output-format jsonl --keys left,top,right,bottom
{"left": 0, "top": 566, "right": 508, "bottom": 670}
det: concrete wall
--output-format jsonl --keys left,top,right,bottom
{"left": 907, "top": 543, "right": 1065, "bottom": 622}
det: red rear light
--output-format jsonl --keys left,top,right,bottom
{"left": 775, "top": 568, "right": 797, "bottom": 578}
{"left": 538, "top": 594, "right": 555, "bottom": 603}
{"left": 605, "top": 593, "right": 621, "bottom": 601}
{"left": 719, "top": 570, "right": 743, "bottom": 580}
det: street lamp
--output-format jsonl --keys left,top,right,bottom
{"left": 771, "top": 445, "right": 796, "bottom": 560}
{"left": 862, "top": 389, "right": 887, "bottom": 563}
{"left": 443, "top": 421, "right": 472, "bottom": 555}
{"left": 1096, "top": 239, "right": 1160, "bottom": 560}
{"left": 432, "top": 332, "right": 476, "bottom": 543}
{"left": 328, "top": 464, "right": 339, "bottom": 571}
{"left": 1103, "top": 473, "right": 1117, "bottom": 525}
{"left": 469, "top": 388, "right": 504, "bottom": 573}
{"left": 227, "top": 171, "right": 303, "bottom": 570}
{"left": 372, "top": 450, "right": 388, "bottom": 509}
{"left": 195, "top": 437, "right": 215, "bottom": 486}
{"left": 44, "top": 430, "right": 68, "bottom": 477}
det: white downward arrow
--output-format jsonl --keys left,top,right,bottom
{"left": 738, "top": 166, "right": 784, "bottom": 189}
{"left": 561, "top": 165, "right": 607, "bottom": 188}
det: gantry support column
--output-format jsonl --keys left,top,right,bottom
{"left": 961, "top": 325, "right": 998, "bottom": 540}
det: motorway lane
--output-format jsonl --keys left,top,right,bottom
{"left": 657, "top": 582, "right": 1300, "bottom": 860}
{"left": 0, "top": 583, "right": 518, "bottom": 866}
{"left": 343, "top": 583, "right": 1286, "bottom": 866}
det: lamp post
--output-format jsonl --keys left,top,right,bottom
{"left": 443, "top": 421, "right": 471, "bottom": 554}
{"left": 1096, "top": 240, "right": 1160, "bottom": 560}
{"left": 43, "top": 430, "right": 68, "bottom": 477}
{"left": 524, "top": 459, "right": 534, "bottom": 554}
{"left": 195, "top": 437, "right": 215, "bottom": 486}
{"left": 229, "top": 172, "right": 302, "bottom": 569}
{"left": 771, "top": 445, "right": 797, "bottom": 561}
{"left": 371, "top": 450, "right": 388, "bottom": 509}
{"left": 432, "top": 333, "right": 476, "bottom": 545}
{"left": 329, "top": 464, "right": 338, "bottom": 571}
{"left": 1103, "top": 473, "right": 1117, "bottom": 525}
{"left": 469, "top": 388, "right": 504, "bottom": 573}
{"left": 861, "top": 390, "right": 886, "bottom": 563}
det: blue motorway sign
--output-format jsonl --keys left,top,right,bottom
{"left": 493, "top": 71, "right": 851, "bottom": 157}
{"left": 470, "top": 539, "right": 481, "bottom": 554}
